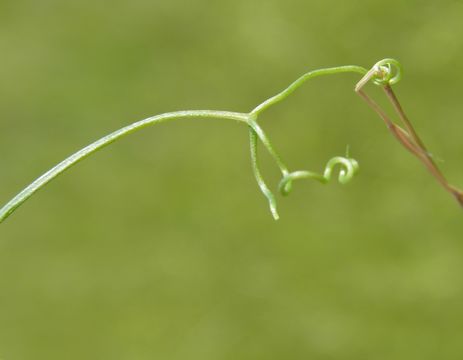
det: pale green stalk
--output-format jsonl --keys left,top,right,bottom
{"left": 251, "top": 65, "right": 367, "bottom": 116}
{"left": 3, "top": 60, "right": 413, "bottom": 224}
{"left": 0, "top": 111, "right": 249, "bottom": 222}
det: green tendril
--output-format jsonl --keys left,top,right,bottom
{"left": 372, "top": 58, "right": 402, "bottom": 86}
{"left": 247, "top": 119, "right": 289, "bottom": 176}
{"left": 278, "top": 157, "right": 359, "bottom": 196}
{"left": 250, "top": 65, "right": 367, "bottom": 116}
{"left": 1, "top": 58, "right": 412, "bottom": 223}
{"left": 249, "top": 129, "right": 279, "bottom": 220}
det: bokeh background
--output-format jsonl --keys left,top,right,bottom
{"left": 1, "top": 0, "right": 463, "bottom": 359}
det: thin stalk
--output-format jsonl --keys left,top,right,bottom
{"left": 1, "top": 63, "right": 370, "bottom": 223}
{"left": 2, "top": 58, "right": 460, "bottom": 223}
{"left": 382, "top": 85, "right": 428, "bottom": 152}
{"left": 247, "top": 119, "right": 289, "bottom": 176}
{"left": 251, "top": 65, "right": 367, "bottom": 116}
{"left": 355, "top": 65, "right": 463, "bottom": 207}
{"left": 249, "top": 128, "right": 279, "bottom": 220}
{"left": 0, "top": 110, "right": 249, "bottom": 223}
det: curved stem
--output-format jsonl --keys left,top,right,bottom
{"left": 250, "top": 65, "right": 367, "bottom": 116}
{"left": 0, "top": 62, "right": 377, "bottom": 224}
{"left": 0, "top": 110, "right": 249, "bottom": 223}
{"left": 249, "top": 128, "right": 279, "bottom": 220}
{"left": 247, "top": 119, "right": 289, "bottom": 176}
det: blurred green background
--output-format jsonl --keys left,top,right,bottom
{"left": 1, "top": 0, "right": 463, "bottom": 359}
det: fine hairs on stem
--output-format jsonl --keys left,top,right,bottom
{"left": 0, "top": 59, "right": 461, "bottom": 224}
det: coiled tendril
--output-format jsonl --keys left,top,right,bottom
{"left": 278, "top": 157, "right": 359, "bottom": 196}
{"left": 372, "top": 58, "right": 402, "bottom": 86}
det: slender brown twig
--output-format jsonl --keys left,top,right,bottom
{"left": 355, "top": 62, "right": 463, "bottom": 207}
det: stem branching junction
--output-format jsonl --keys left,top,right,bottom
{"left": 1, "top": 59, "right": 461, "bottom": 223}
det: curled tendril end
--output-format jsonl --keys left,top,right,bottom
{"left": 325, "top": 156, "right": 359, "bottom": 184}
{"left": 277, "top": 156, "right": 359, "bottom": 198}
{"left": 372, "top": 58, "right": 402, "bottom": 86}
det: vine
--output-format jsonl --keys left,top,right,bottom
{"left": 0, "top": 58, "right": 461, "bottom": 223}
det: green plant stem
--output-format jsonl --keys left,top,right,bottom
{"left": 250, "top": 65, "right": 367, "bottom": 116}
{"left": 0, "top": 110, "right": 248, "bottom": 223}
{"left": 249, "top": 128, "right": 279, "bottom": 220}
{"left": 247, "top": 119, "right": 289, "bottom": 176}
{"left": 0, "top": 62, "right": 381, "bottom": 224}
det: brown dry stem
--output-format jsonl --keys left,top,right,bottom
{"left": 355, "top": 70, "right": 463, "bottom": 207}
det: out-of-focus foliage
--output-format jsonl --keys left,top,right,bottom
{"left": 1, "top": 0, "right": 462, "bottom": 359}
